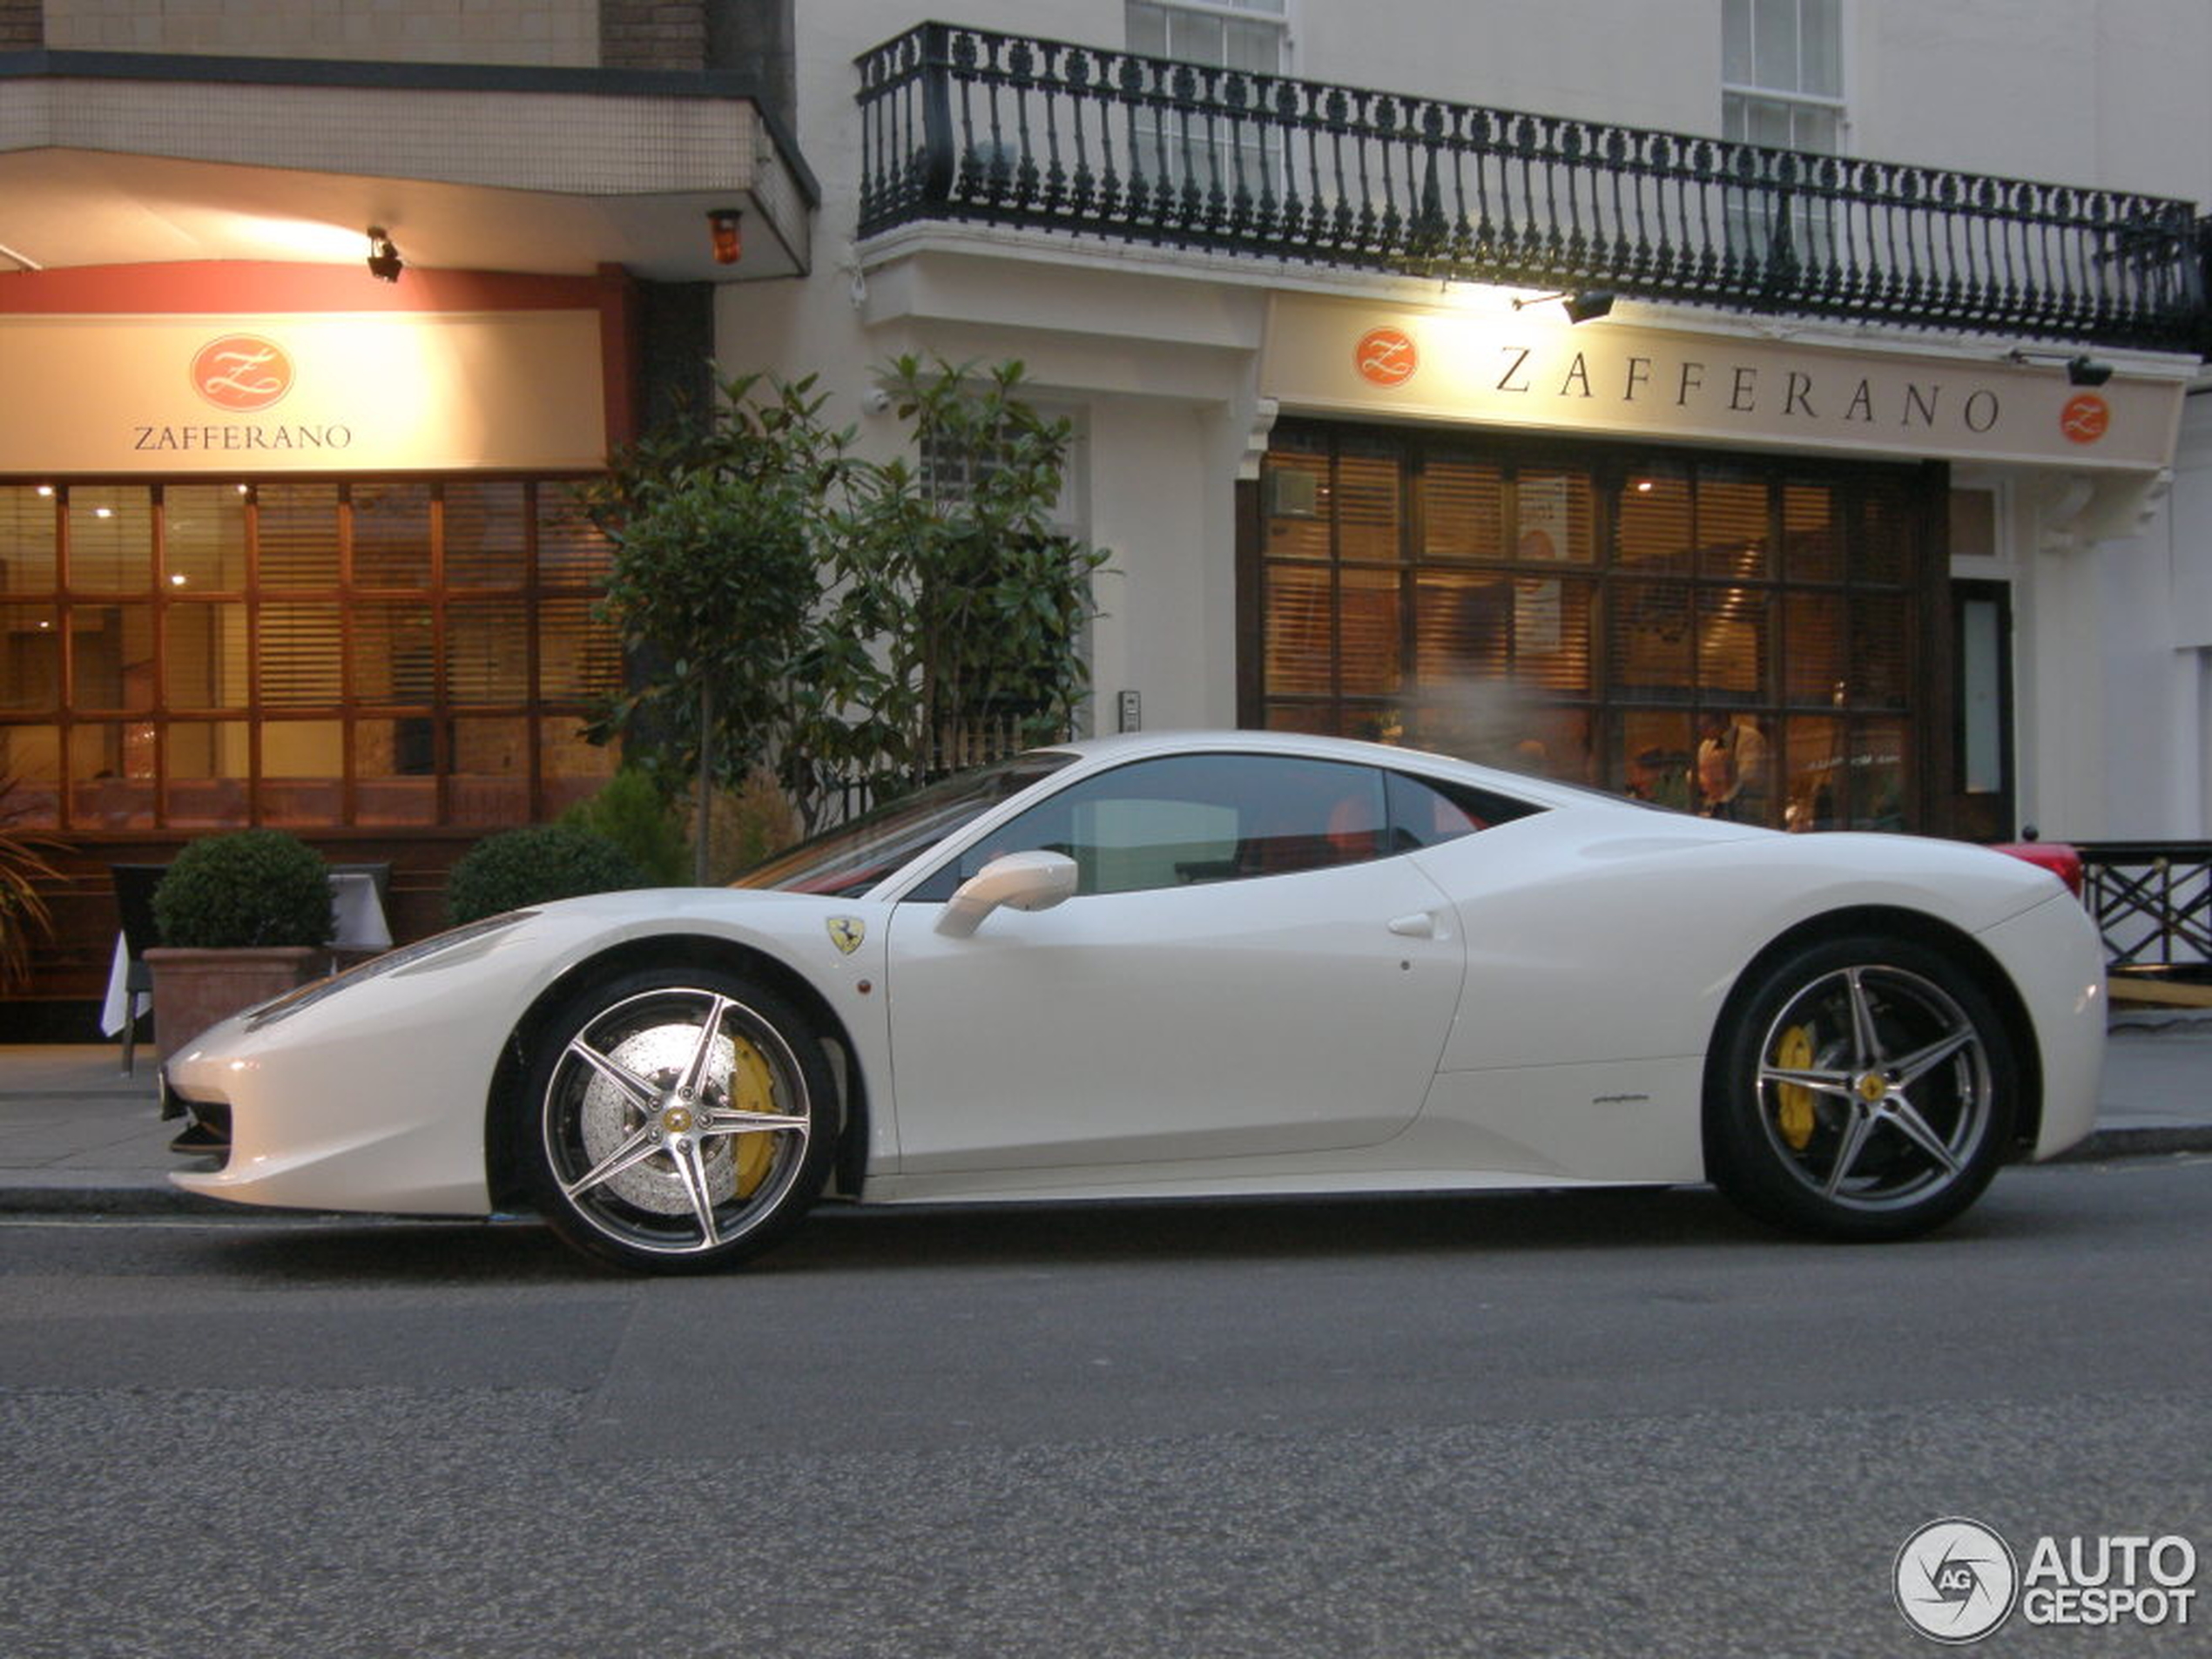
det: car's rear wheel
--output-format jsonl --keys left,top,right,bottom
{"left": 518, "top": 966, "right": 835, "bottom": 1272}
{"left": 1706, "top": 935, "right": 2017, "bottom": 1240}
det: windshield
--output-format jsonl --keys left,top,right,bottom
{"left": 731, "top": 752, "right": 1077, "bottom": 898}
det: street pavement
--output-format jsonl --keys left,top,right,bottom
{"left": 1, "top": 1009, "right": 2209, "bottom": 1216}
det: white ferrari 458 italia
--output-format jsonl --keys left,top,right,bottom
{"left": 164, "top": 731, "right": 2106, "bottom": 1272}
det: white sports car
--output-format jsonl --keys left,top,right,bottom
{"left": 165, "top": 731, "right": 2106, "bottom": 1272}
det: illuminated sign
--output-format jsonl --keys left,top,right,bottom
{"left": 1263, "top": 293, "right": 2185, "bottom": 473}
{"left": 0, "top": 311, "right": 607, "bottom": 472}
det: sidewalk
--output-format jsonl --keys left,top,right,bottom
{"left": 1, "top": 1017, "right": 2209, "bottom": 1215}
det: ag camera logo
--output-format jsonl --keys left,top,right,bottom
{"left": 1895, "top": 1518, "right": 2200, "bottom": 1643}
{"left": 1895, "top": 1518, "right": 2018, "bottom": 1644}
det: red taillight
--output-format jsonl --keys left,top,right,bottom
{"left": 1991, "top": 840, "right": 2083, "bottom": 897}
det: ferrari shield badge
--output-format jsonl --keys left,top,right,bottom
{"left": 826, "top": 916, "right": 866, "bottom": 955}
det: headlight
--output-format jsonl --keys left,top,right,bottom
{"left": 244, "top": 911, "right": 538, "bottom": 1031}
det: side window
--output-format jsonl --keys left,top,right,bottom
{"left": 1385, "top": 771, "right": 1544, "bottom": 851}
{"left": 909, "top": 753, "right": 1390, "bottom": 900}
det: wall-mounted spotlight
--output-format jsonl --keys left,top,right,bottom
{"left": 366, "top": 226, "right": 403, "bottom": 283}
{"left": 708, "top": 208, "right": 744, "bottom": 266}
{"left": 2006, "top": 348, "right": 2113, "bottom": 387}
{"left": 1513, "top": 289, "right": 1615, "bottom": 323}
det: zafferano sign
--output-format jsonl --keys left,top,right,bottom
{"left": 1262, "top": 292, "right": 2187, "bottom": 475}
{"left": 0, "top": 310, "right": 607, "bottom": 473}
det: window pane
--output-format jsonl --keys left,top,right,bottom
{"left": 538, "top": 597, "right": 622, "bottom": 702}
{"left": 355, "top": 718, "right": 439, "bottom": 826}
{"left": 0, "top": 725, "right": 61, "bottom": 824}
{"left": 1421, "top": 456, "right": 1503, "bottom": 563}
{"left": 351, "top": 602, "right": 435, "bottom": 705}
{"left": 1616, "top": 469, "right": 1693, "bottom": 572}
{"left": 0, "top": 486, "right": 57, "bottom": 592}
{"left": 255, "top": 482, "right": 341, "bottom": 587}
{"left": 448, "top": 599, "right": 529, "bottom": 705}
{"left": 260, "top": 719, "right": 344, "bottom": 826}
{"left": 1849, "top": 718, "right": 1909, "bottom": 829}
{"left": 1960, "top": 597, "right": 2005, "bottom": 794}
{"left": 1698, "top": 469, "right": 1770, "bottom": 580}
{"left": 163, "top": 721, "right": 250, "bottom": 828}
{"left": 1723, "top": 0, "right": 1754, "bottom": 83}
{"left": 1697, "top": 587, "right": 1770, "bottom": 700}
{"left": 1847, "top": 591, "right": 1911, "bottom": 708}
{"left": 1782, "top": 481, "right": 1841, "bottom": 582}
{"left": 1339, "top": 568, "right": 1401, "bottom": 695}
{"left": 1753, "top": 0, "right": 1800, "bottom": 91}
{"left": 68, "top": 488, "right": 152, "bottom": 591}
{"left": 1800, "top": 0, "right": 1842, "bottom": 96}
{"left": 350, "top": 481, "right": 432, "bottom": 589}
{"left": 536, "top": 487, "right": 611, "bottom": 583}
{"left": 1127, "top": 3, "right": 1168, "bottom": 57}
{"left": 1416, "top": 571, "right": 1510, "bottom": 686}
{"left": 68, "top": 723, "right": 155, "bottom": 829}
{"left": 163, "top": 484, "right": 248, "bottom": 590}
{"left": 1783, "top": 715, "right": 1844, "bottom": 830}
{"left": 1611, "top": 580, "right": 1695, "bottom": 697}
{"left": 1619, "top": 711, "right": 1698, "bottom": 809}
{"left": 1513, "top": 577, "right": 1594, "bottom": 693}
{"left": 1335, "top": 444, "right": 1402, "bottom": 563}
{"left": 1513, "top": 471, "right": 1593, "bottom": 565}
{"left": 1, "top": 605, "right": 59, "bottom": 710}
{"left": 1264, "top": 564, "right": 1334, "bottom": 697}
{"left": 164, "top": 602, "right": 246, "bottom": 711}
{"left": 444, "top": 480, "right": 529, "bottom": 587}
{"left": 1783, "top": 590, "right": 1847, "bottom": 704}
{"left": 70, "top": 604, "right": 155, "bottom": 711}
{"left": 452, "top": 716, "right": 529, "bottom": 826}
{"left": 260, "top": 603, "right": 343, "bottom": 707}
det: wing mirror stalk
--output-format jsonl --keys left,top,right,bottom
{"left": 935, "top": 851, "right": 1079, "bottom": 938}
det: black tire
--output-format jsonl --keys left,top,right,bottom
{"left": 1705, "top": 934, "right": 2018, "bottom": 1241}
{"left": 517, "top": 965, "right": 837, "bottom": 1272}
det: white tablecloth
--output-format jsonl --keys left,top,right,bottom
{"left": 100, "top": 872, "right": 393, "bottom": 1035}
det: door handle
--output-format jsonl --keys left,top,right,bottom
{"left": 1386, "top": 912, "right": 1436, "bottom": 939}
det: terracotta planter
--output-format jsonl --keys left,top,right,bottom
{"left": 144, "top": 946, "right": 326, "bottom": 1064}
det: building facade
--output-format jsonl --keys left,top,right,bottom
{"left": 4, "top": 0, "right": 2211, "bottom": 1022}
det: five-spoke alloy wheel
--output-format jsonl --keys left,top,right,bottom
{"left": 520, "top": 967, "right": 836, "bottom": 1272}
{"left": 1707, "top": 935, "right": 2018, "bottom": 1240}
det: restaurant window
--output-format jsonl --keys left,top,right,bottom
{"left": 0, "top": 476, "right": 618, "bottom": 833}
{"left": 1254, "top": 423, "right": 1932, "bottom": 833}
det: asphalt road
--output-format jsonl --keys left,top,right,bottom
{"left": 3, "top": 1158, "right": 2209, "bottom": 1659}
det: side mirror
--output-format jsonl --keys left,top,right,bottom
{"left": 935, "top": 850, "right": 1079, "bottom": 938}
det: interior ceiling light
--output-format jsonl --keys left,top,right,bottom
{"left": 366, "top": 226, "right": 403, "bottom": 283}
{"left": 2006, "top": 347, "right": 2114, "bottom": 387}
{"left": 708, "top": 208, "right": 744, "bottom": 266}
{"left": 1511, "top": 289, "right": 1615, "bottom": 323}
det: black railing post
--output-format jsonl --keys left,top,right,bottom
{"left": 919, "top": 21, "right": 957, "bottom": 210}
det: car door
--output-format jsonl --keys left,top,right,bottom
{"left": 880, "top": 752, "right": 1467, "bottom": 1175}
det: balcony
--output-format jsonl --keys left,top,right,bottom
{"left": 857, "top": 24, "right": 2206, "bottom": 354}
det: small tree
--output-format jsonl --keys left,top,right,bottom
{"left": 583, "top": 373, "right": 847, "bottom": 881}
{"left": 792, "top": 357, "right": 1109, "bottom": 823}
{"left": 0, "top": 773, "right": 62, "bottom": 988}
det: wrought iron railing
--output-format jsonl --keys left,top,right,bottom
{"left": 856, "top": 24, "right": 2205, "bottom": 353}
{"left": 2078, "top": 842, "right": 2212, "bottom": 974}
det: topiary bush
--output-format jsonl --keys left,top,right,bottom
{"left": 447, "top": 824, "right": 649, "bottom": 923}
{"left": 154, "top": 829, "right": 334, "bottom": 949}
{"left": 561, "top": 765, "right": 689, "bottom": 886}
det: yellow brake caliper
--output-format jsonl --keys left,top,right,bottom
{"left": 1774, "top": 1024, "right": 1817, "bottom": 1150}
{"left": 725, "top": 1037, "right": 779, "bottom": 1197}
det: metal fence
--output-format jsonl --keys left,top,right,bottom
{"left": 2078, "top": 843, "right": 2212, "bottom": 975}
{"left": 857, "top": 23, "right": 2205, "bottom": 352}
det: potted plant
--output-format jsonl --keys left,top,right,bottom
{"left": 145, "top": 829, "right": 334, "bottom": 1062}
{"left": 446, "top": 823, "right": 646, "bottom": 923}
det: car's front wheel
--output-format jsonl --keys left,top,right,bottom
{"left": 1705, "top": 935, "right": 2018, "bottom": 1240}
{"left": 518, "top": 967, "right": 836, "bottom": 1272}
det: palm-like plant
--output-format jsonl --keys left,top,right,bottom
{"left": 0, "top": 772, "right": 64, "bottom": 988}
